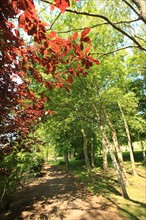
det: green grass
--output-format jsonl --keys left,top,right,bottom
{"left": 48, "top": 151, "right": 146, "bottom": 220}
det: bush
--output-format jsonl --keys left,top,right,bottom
{"left": 0, "top": 150, "right": 45, "bottom": 212}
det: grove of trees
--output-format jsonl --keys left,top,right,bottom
{"left": 0, "top": 0, "right": 146, "bottom": 211}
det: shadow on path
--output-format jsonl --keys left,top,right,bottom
{"left": 1, "top": 164, "right": 126, "bottom": 220}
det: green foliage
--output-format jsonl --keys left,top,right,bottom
{"left": 0, "top": 150, "right": 44, "bottom": 211}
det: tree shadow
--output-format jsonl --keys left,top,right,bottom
{"left": 85, "top": 172, "right": 122, "bottom": 197}
{"left": 108, "top": 196, "right": 146, "bottom": 220}
{"left": 0, "top": 165, "right": 122, "bottom": 220}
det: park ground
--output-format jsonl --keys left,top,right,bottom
{"left": 0, "top": 151, "right": 146, "bottom": 220}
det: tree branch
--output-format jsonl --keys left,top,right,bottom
{"left": 56, "top": 18, "right": 140, "bottom": 34}
{"left": 41, "top": 0, "right": 145, "bottom": 51}
{"left": 65, "top": 9, "right": 146, "bottom": 52}
{"left": 131, "top": 0, "right": 146, "bottom": 23}
{"left": 49, "top": 12, "right": 61, "bottom": 30}
{"left": 91, "top": 46, "right": 139, "bottom": 58}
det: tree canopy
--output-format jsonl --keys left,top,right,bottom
{"left": 0, "top": 0, "right": 146, "bottom": 207}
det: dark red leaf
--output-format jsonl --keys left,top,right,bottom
{"left": 81, "top": 37, "right": 91, "bottom": 44}
{"left": 45, "top": 82, "right": 53, "bottom": 91}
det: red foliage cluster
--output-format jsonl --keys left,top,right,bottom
{"left": 0, "top": 0, "right": 100, "bottom": 146}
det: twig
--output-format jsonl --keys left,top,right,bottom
{"left": 91, "top": 45, "right": 139, "bottom": 57}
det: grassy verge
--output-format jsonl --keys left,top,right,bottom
{"left": 48, "top": 151, "right": 146, "bottom": 220}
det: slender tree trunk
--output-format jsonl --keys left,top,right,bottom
{"left": 118, "top": 103, "right": 137, "bottom": 176}
{"left": 64, "top": 152, "right": 69, "bottom": 171}
{"left": 91, "top": 137, "right": 95, "bottom": 168}
{"left": 99, "top": 123, "right": 129, "bottom": 199}
{"left": 105, "top": 113, "right": 128, "bottom": 184}
{"left": 81, "top": 128, "right": 92, "bottom": 178}
{"left": 54, "top": 149, "right": 57, "bottom": 162}
{"left": 92, "top": 103, "right": 129, "bottom": 198}
{"left": 45, "top": 144, "right": 49, "bottom": 162}
{"left": 141, "top": 141, "right": 146, "bottom": 163}
{"left": 102, "top": 135, "right": 108, "bottom": 171}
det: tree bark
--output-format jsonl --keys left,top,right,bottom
{"left": 131, "top": 0, "right": 146, "bottom": 22}
{"left": 105, "top": 113, "right": 128, "bottom": 184}
{"left": 102, "top": 135, "right": 108, "bottom": 171}
{"left": 141, "top": 141, "right": 146, "bottom": 163}
{"left": 99, "top": 123, "right": 129, "bottom": 199}
{"left": 64, "top": 152, "right": 69, "bottom": 171}
{"left": 91, "top": 137, "right": 95, "bottom": 168}
{"left": 81, "top": 128, "right": 92, "bottom": 178}
{"left": 118, "top": 103, "right": 137, "bottom": 176}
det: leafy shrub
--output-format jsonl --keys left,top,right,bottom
{"left": 0, "top": 150, "right": 44, "bottom": 212}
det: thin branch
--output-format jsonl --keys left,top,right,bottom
{"left": 38, "top": 5, "right": 50, "bottom": 16}
{"left": 122, "top": 0, "right": 141, "bottom": 19}
{"left": 65, "top": 9, "right": 146, "bottom": 52}
{"left": 57, "top": 18, "right": 140, "bottom": 34}
{"left": 41, "top": 0, "right": 145, "bottom": 51}
{"left": 91, "top": 45, "right": 139, "bottom": 57}
{"left": 122, "top": 0, "right": 146, "bottom": 24}
{"left": 131, "top": 0, "right": 146, "bottom": 22}
{"left": 134, "top": 35, "right": 146, "bottom": 42}
{"left": 49, "top": 12, "right": 61, "bottom": 30}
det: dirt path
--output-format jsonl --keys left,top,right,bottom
{"left": 1, "top": 164, "right": 126, "bottom": 220}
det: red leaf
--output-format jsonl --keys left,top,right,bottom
{"left": 72, "top": 32, "right": 78, "bottom": 40}
{"left": 81, "top": 28, "right": 90, "bottom": 39}
{"left": 68, "top": 75, "right": 73, "bottom": 85}
{"left": 50, "top": 4, "right": 55, "bottom": 11}
{"left": 84, "top": 45, "right": 91, "bottom": 54}
{"left": 48, "top": 31, "right": 57, "bottom": 38}
{"left": 56, "top": 83, "right": 64, "bottom": 88}
{"left": 18, "top": 14, "right": 25, "bottom": 28}
{"left": 54, "top": 0, "right": 70, "bottom": 13}
{"left": 45, "top": 82, "right": 53, "bottom": 91}
{"left": 81, "top": 37, "right": 91, "bottom": 44}
{"left": 88, "top": 56, "right": 100, "bottom": 65}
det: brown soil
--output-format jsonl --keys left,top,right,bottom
{"left": 1, "top": 164, "right": 126, "bottom": 220}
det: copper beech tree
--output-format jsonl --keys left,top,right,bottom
{"left": 0, "top": 0, "right": 99, "bottom": 156}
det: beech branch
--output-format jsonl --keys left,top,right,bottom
{"left": 91, "top": 46, "right": 139, "bottom": 58}
{"left": 41, "top": 0, "right": 145, "bottom": 51}
{"left": 49, "top": 12, "right": 61, "bottom": 30}
{"left": 131, "top": 0, "right": 146, "bottom": 23}
{"left": 66, "top": 9, "right": 146, "bottom": 52}
{"left": 122, "top": 0, "right": 146, "bottom": 24}
{"left": 57, "top": 18, "right": 140, "bottom": 34}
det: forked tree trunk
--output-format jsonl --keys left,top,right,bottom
{"left": 118, "top": 103, "right": 137, "bottom": 176}
{"left": 102, "top": 135, "right": 108, "bottom": 171}
{"left": 105, "top": 113, "right": 128, "bottom": 184}
{"left": 92, "top": 103, "right": 129, "bottom": 198}
{"left": 81, "top": 128, "right": 92, "bottom": 178}
{"left": 99, "top": 123, "right": 129, "bottom": 199}
{"left": 91, "top": 137, "right": 95, "bottom": 168}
